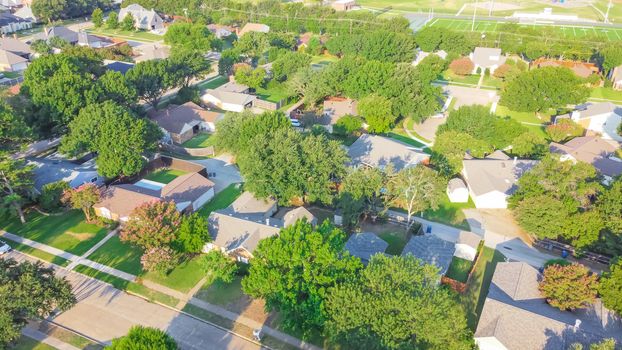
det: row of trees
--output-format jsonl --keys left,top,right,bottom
{"left": 32, "top": 0, "right": 111, "bottom": 23}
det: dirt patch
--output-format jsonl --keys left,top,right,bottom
{"left": 66, "top": 231, "right": 96, "bottom": 241}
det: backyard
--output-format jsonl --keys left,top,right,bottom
{"left": 445, "top": 256, "right": 473, "bottom": 283}
{"left": 591, "top": 87, "right": 622, "bottom": 102}
{"left": 360, "top": 221, "right": 414, "bottom": 255}
{"left": 495, "top": 105, "right": 550, "bottom": 137}
{"left": 421, "top": 195, "right": 474, "bottom": 231}
{"left": 181, "top": 133, "right": 214, "bottom": 149}
{"left": 197, "top": 183, "right": 243, "bottom": 218}
{"left": 196, "top": 75, "right": 228, "bottom": 91}
{"left": 0, "top": 210, "right": 110, "bottom": 256}
{"left": 143, "top": 169, "right": 187, "bottom": 184}
{"left": 255, "top": 82, "right": 290, "bottom": 103}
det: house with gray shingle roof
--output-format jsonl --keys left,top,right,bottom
{"left": 150, "top": 102, "right": 223, "bottom": 144}
{"left": 32, "top": 26, "right": 78, "bottom": 44}
{"left": 401, "top": 234, "right": 455, "bottom": 275}
{"left": 475, "top": 262, "right": 622, "bottom": 350}
{"left": 550, "top": 136, "right": 622, "bottom": 183}
{"left": 345, "top": 232, "right": 388, "bottom": 264}
{"left": 348, "top": 134, "right": 429, "bottom": 172}
{"left": 119, "top": 4, "right": 164, "bottom": 31}
{"left": 558, "top": 102, "right": 622, "bottom": 142}
{"left": 469, "top": 47, "right": 506, "bottom": 74}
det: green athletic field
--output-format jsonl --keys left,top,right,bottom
{"left": 426, "top": 18, "right": 622, "bottom": 41}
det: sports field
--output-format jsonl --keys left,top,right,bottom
{"left": 426, "top": 18, "right": 622, "bottom": 41}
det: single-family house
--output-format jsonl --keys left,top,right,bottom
{"left": 238, "top": 22, "right": 269, "bottom": 36}
{"left": 531, "top": 58, "right": 599, "bottom": 78}
{"left": 0, "top": 37, "right": 32, "bottom": 58}
{"left": 401, "top": 234, "right": 455, "bottom": 275}
{"left": 296, "top": 32, "right": 313, "bottom": 50}
{"left": 32, "top": 26, "right": 78, "bottom": 44}
{"left": 207, "top": 24, "right": 234, "bottom": 39}
{"left": 14, "top": 6, "right": 36, "bottom": 22}
{"left": 610, "top": 64, "right": 622, "bottom": 90}
{"left": 447, "top": 177, "right": 469, "bottom": 203}
{"left": 348, "top": 134, "right": 429, "bottom": 172}
{"left": 206, "top": 191, "right": 317, "bottom": 262}
{"left": 0, "top": 48, "right": 27, "bottom": 71}
{"left": 119, "top": 4, "right": 164, "bottom": 31}
{"left": 0, "top": 13, "right": 31, "bottom": 34}
{"left": 462, "top": 151, "right": 538, "bottom": 209}
{"left": 470, "top": 47, "right": 506, "bottom": 74}
{"left": 202, "top": 82, "right": 255, "bottom": 113}
{"left": 550, "top": 136, "right": 622, "bottom": 183}
{"left": 150, "top": 102, "right": 223, "bottom": 144}
{"left": 133, "top": 44, "right": 170, "bottom": 62}
{"left": 77, "top": 31, "right": 114, "bottom": 48}
{"left": 555, "top": 102, "right": 622, "bottom": 142}
{"left": 104, "top": 60, "right": 135, "bottom": 75}
{"left": 331, "top": 0, "right": 356, "bottom": 11}
{"left": 345, "top": 232, "right": 388, "bottom": 264}
{"left": 475, "top": 262, "right": 622, "bottom": 350}
{"left": 323, "top": 97, "right": 357, "bottom": 126}
{"left": 27, "top": 154, "right": 104, "bottom": 192}
{"left": 454, "top": 231, "right": 481, "bottom": 261}
{"left": 94, "top": 157, "right": 215, "bottom": 221}
{"left": 412, "top": 49, "right": 448, "bottom": 66}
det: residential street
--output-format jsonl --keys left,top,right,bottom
{"left": 6, "top": 251, "right": 263, "bottom": 350}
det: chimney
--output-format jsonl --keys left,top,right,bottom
{"left": 265, "top": 218, "right": 270, "bottom": 225}
{"left": 573, "top": 319, "right": 582, "bottom": 332}
{"left": 513, "top": 156, "right": 517, "bottom": 165}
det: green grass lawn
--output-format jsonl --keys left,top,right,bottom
{"left": 181, "top": 133, "right": 214, "bottom": 148}
{"left": 383, "top": 131, "right": 428, "bottom": 149}
{"left": 446, "top": 256, "right": 473, "bottom": 283}
{"left": 143, "top": 169, "right": 187, "bottom": 184}
{"left": 378, "top": 230, "right": 411, "bottom": 255}
{"left": 591, "top": 87, "right": 622, "bottom": 102}
{"left": 87, "top": 27, "right": 162, "bottom": 42}
{"left": 461, "top": 247, "right": 506, "bottom": 330}
{"left": 1, "top": 210, "right": 110, "bottom": 256}
{"left": 197, "top": 183, "right": 243, "bottom": 218}
{"left": 195, "top": 275, "right": 245, "bottom": 307}
{"left": 310, "top": 54, "right": 339, "bottom": 64}
{"left": 140, "top": 255, "right": 206, "bottom": 293}
{"left": 196, "top": 75, "right": 229, "bottom": 91}
{"left": 1, "top": 237, "right": 69, "bottom": 266}
{"left": 441, "top": 71, "right": 481, "bottom": 86}
{"left": 495, "top": 105, "right": 550, "bottom": 137}
{"left": 480, "top": 75, "right": 504, "bottom": 89}
{"left": 87, "top": 235, "right": 143, "bottom": 275}
{"left": 10, "top": 336, "right": 56, "bottom": 350}
{"left": 421, "top": 195, "right": 473, "bottom": 231}
{"left": 255, "top": 83, "right": 290, "bottom": 103}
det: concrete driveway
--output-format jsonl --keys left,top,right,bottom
{"left": 190, "top": 154, "right": 243, "bottom": 193}
{"left": 439, "top": 85, "right": 499, "bottom": 109}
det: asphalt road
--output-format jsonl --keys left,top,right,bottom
{"left": 6, "top": 251, "right": 263, "bottom": 350}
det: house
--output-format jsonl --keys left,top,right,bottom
{"left": 14, "top": 6, "right": 36, "bottom": 22}
{"left": 345, "top": 232, "right": 388, "bottom": 264}
{"left": 462, "top": 151, "right": 538, "bottom": 209}
{"left": 150, "top": 102, "right": 224, "bottom": 144}
{"left": 0, "top": 37, "right": 32, "bottom": 58}
{"left": 133, "top": 44, "right": 170, "bottom": 62}
{"left": 610, "top": 65, "right": 622, "bottom": 90}
{"left": 556, "top": 102, "right": 622, "bottom": 142}
{"left": 118, "top": 4, "right": 164, "bottom": 31}
{"left": 475, "top": 262, "right": 622, "bottom": 350}
{"left": 201, "top": 82, "right": 255, "bottom": 113}
{"left": 454, "top": 231, "right": 481, "bottom": 261}
{"left": 32, "top": 26, "right": 78, "bottom": 44}
{"left": 531, "top": 58, "right": 599, "bottom": 78}
{"left": 296, "top": 32, "right": 313, "bottom": 49}
{"left": 238, "top": 23, "right": 269, "bottom": 36}
{"left": 447, "top": 177, "right": 469, "bottom": 203}
{"left": 94, "top": 157, "right": 215, "bottom": 221}
{"left": 206, "top": 191, "right": 317, "bottom": 262}
{"left": 77, "top": 31, "right": 114, "bottom": 48}
{"left": 348, "top": 134, "right": 429, "bottom": 172}
{"left": 470, "top": 47, "right": 506, "bottom": 74}
{"left": 412, "top": 49, "right": 448, "bottom": 66}
{"left": 331, "top": 0, "right": 356, "bottom": 11}
{"left": 0, "top": 13, "right": 31, "bottom": 34}
{"left": 0, "top": 48, "right": 27, "bottom": 71}
{"left": 323, "top": 97, "right": 357, "bottom": 126}
{"left": 104, "top": 60, "right": 135, "bottom": 75}
{"left": 550, "top": 136, "right": 622, "bottom": 183}
{"left": 27, "top": 154, "right": 104, "bottom": 192}
{"left": 401, "top": 234, "right": 455, "bottom": 275}
{"left": 207, "top": 24, "right": 234, "bottom": 39}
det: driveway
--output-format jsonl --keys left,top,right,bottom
{"left": 6, "top": 251, "right": 262, "bottom": 350}
{"left": 439, "top": 85, "right": 499, "bottom": 109}
{"left": 191, "top": 154, "right": 243, "bottom": 193}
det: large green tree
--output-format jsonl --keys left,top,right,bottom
{"left": 357, "top": 94, "right": 395, "bottom": 133}
{"left": 242, "top": 221, "right": 362, "bottom": 337}
{"left": 169, "top": 50, "right": 212, "bottom": 88}
{"left": 60, "top": 102, "right": 162, "bottom": 178}
{"left": 108, "top": 326, "right": 178, "bottom": 350}
{"left": 326, "top": 255, "right": 473, "bottom": 350}
{"left": 337, "top": 167, "right": 385, "bottom": 228}
{"left": 600, "top": 258, "right": 622, "bottom": 315}
{"left": 164, "top": 22, "right": 217, "bottom": 52}
{"left": 0, "top": 259, "right": 75, "bottom": 347}
{"left": 126, "top": 59, "right": 174, "bottom": 108}
{"left": 0, "top": 154, "right": 35, "bottom": 223}
{"left": 213, "top": 110, "right": 292, "bottom": 154}
{"left": 271, "top": 51, "right": 312, "bottom": 81}
{"left": 500, "top": 67, "right": 590, "bottom": 113}
{"left": 0, "top": 101, "right": 29, "bottom": 151}
{"left": 598, "top": 179, "right": 622, "bottom": 235}
{"left": 431, "top": 131, "right": 491, "bottom": 176}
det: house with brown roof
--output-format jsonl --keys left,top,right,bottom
{"left": 206, "top": 191, "right": 316, "bottom": 263}
{"left": 150, "top": 102, "right": 223, "bottom": 144}
{"left": 238, "top": 23, "right": 269, "bottom": 36}
{"left": 331, "top": 0, "right": 356, "bottom": 11}
{"left": 322, "top": 97, "right": 357, "bottom": 130}
{"left": 347, "top": 134, "right": 429, "bottom": 172}
{"left": 550, "top": 136, "right": 622, "bottom": 183}
{"left": 133, "top": 43, "right": 170, "bottom": 62}
{"left": 94, "top": 157, "right": 215, "bottom": 222}
{"left": 0, "top": 48, "right": 27, "bottom": 71}
{"left": 531, "top": 58, "right": 599, "bottom": 78}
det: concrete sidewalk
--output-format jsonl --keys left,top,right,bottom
{"left": 22, "top": 327, "right": 81, "bottom": 350}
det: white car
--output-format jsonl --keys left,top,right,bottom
{"left": 0, "top": 240, "right": 11, "bottom": 255}
{"left": 290, "top": 118, "right": 302, "bottom": 127}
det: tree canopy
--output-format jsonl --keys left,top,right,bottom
{"left": 326, "top": 30, "right": 417, "bottom": 63}
{"left": 108, "top": 326, "right": 178, "bottom": 350}
{"left": 164, "top": 22, "right": 217, "bottom": 52}
{"left": 600, "top": 258, "right": 622, "bottom": 316}
{"left": 538, "top": 263, "right": 598, "bottom": 311}
{"left": 0, "top": 154, "right": 35, "bottom": 223}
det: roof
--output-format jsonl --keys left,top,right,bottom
{"left": 94, "top": 184, "right": 160, "bottom": 218}
{"left": 239, "top": 23, "right": 270, "bottom": 36}
{"left": 550, "top": 136, "right": 622, "bottom": 178}
{"left": 32, "top": 26, "right": 78, "bottom": 43}
{"left": 297, "top": 32, "right": 313, "bottom": 46}
{"left": 218, "top": 81, "right": 249, "bottom": 93}
{"left": 0, "top": 12, "right": 29, "bottom": 26}
{"left": 119, "top": 4, "right": 161, "bottom": 26}
{"left": 475, "top": 262, "right": 622, "bottom": 350}
{"left": 323, "top": 97, "right": 357, "bottom": 121}
{"left": 150, "top": 102, "right": 223, "bottom": 134}
{"left": 208, "top": 212, "right": 280, "bottom": 253}
{"left": 160, "top": 172, "right": 215, "bottom": 204}
{"left": 204, "top": 89, "right": 256, "bottom": 106}
{"left": 447, "top": 178, "right": 467, "bottom": 193}
{"left": 27, "top": 156, "right": 99, "bottom": 191}
{"left": 0, "top": 37, "right": 31, "bottom": 56}
{"left": 228, "top": 191, "right": 277, "bottom": 218}
{"left": 471, "top": 47, "right": 505, "bottom": 68}
{"left": 401, "top": 234, "right": 455, "bottom": 275}
{"left": 348, "top": 134, "right": 429, "bottom": 172}
{"left": 345, "top": 232, "right": 388, "bottom": 263}
{"left": 457, "top": 231, "right": 482, "bottom": 249}
{"left": 0, "top": 49, "right": 27, "bottom": 65}
{"left": 462, "top": 155, "right": 538, "bottom": 197}
{"left": 573, "top": 102, "right": 619, "bottom": 119}
{"left": 133, "top": 44, "right": 170, "bottom": 62}
{"left": 282, "top": 206, "right": 316, "bottom": 227}
{"left": 77, "top": 31, "right": 113, "bottom": 47}
{"left": 104, "top": 60, "right": 135, "bottom": 75}
{"left": 532, "top": 58, "right": 599, "bottom": 78}
{"left": 14, "top": 5, "right": 35, "bottom": 21}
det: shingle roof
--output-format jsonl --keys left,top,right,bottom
{"left": 462, "top": 156, "right": 538, "bottom": 197}
{"left": 447, "top": 178, "right": 467, "bottom": 193}
{"left": 345, "top": 232, "right": 388, "bottom": 263}
{"left": 104, "top": 61, "right": 135, "bottom": 75}
{"left": 161, "top": 172, "right": 215, "bottom": 204}
{"left": 475, "top": 262, "right": 622, "bottom": 350}
{"left": 204, "top": 89, "right": 256, "bottom": 106}
{"left": 0, "top": 37, "right": 31, "bottom": 56}
{"left": 282, "top": 206, "right": 316, "bottom": 227}
{"left": 150, "top": 102, "right": 223, "bottom": 134}
{"left": 208, "top": 212, "right": 280, "bottom": 253}
{"left": 550, "top": 136, "right": 622, "bottom": 178}
{"left": 471, "top": 47, "right": 505, "bottom": 68}
{"left": 27, "top": 157, "right": 99, "bottom": 191}
{"left": 0, "top": 12, "right": 28, "bottom": 26}
{"left": 228, "top": 191, "right": 276, "bottom": 218}
{"left": 401, "top": 234, "right": 455, "bottom": 275}
{"left": 348, "top": 134, "right": 429, "bottom": 171}
{"left": 94, "top": 184, "right": 160, "bottom": 218}
{"left": 0, "top": 49, "right": 27, "bottom": 65}
{"left": 32, "top": 26, "right": 78, "bottom": 43}
{"left": 574, "top": 102, "right": 619, "bottom": 119}
{"left": 133, "top": 44, "right": 170, "bottom": 62}
{"left": 239, "top": 23, "right": 270, "bottom": 36}
{"left": 77, "top": 31, "right": 113, "bottom": 47}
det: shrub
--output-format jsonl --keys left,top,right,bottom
{"left": 39, "top": 181, "right": 70, "bottom": 212}
{"left": 493, "top": 64, "right": 511, "bottom": 78}
{"left": 141, "top": 247, "right": 179, "bottom": 274}
{"left": 543, "top": 258, "right": 571, "bottom": 269}
{"left": 484, "top": 68, "right": 490, "bottom": 77}
{"left": 600, "top": 258, "right": 622, "bottom": 315}
{"left": 449, "top": 58, "right": 474, "bottom": 76}
{"left": 201, "top": 250, "right": 238, "bottom": 283}
{"left": 109, "top": 326, "right": 178, "bottom": 350}
{"left": 546, "top": 118, "right": 585, "bottom": 142}
{"left": 538, "top": 263, "right": 598, "bottom": 311}
{"left": 173, "top": 86, "right": 200, "bottom": 105}
{"left": 333, "top": 115, "right": 363, "bottom": 136}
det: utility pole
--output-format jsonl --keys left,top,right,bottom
{"left": 489, "top": 0, "right": 494, "bottom": 17}
{"left": 604, "top": 0, "right": 612, "bottom": 23}
{"left": 471, "top": 0, "right": 478, "bottom": 31}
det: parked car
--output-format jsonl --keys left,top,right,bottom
{"left": 290, "top": 118, "right": 302, "bottom": 127}
{"left": 0, "top": 240, "right": 12, "bottom": 255}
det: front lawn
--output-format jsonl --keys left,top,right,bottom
{"left": 421, "top": 195, "right": 474, "bottom": 231}
{"left": 383, "top": 131, "right": 428, "bottom": 150}
{"left": 1, "top": 210, "right": 110, "bottom": 256}
{"left": 441, "top": 71, "right": 481, "bottom": 86}
{"left": 195, "top": 275, "right": 245, "bottom": 308}
{"left": 87, "top": 235, "right": 143, "bottom": 275}
{"left": 87, "top": 27, "right": 162, "bottom": 42}
{"left": 480, "top": 75, "right": 504, "bottom": 89}
{"left": 140, "top": 255, "right": 206, "bottom": 293}
{"left": 10, "top": 336, "right": 56, "bottom": 350}
{"left": 197, "top": 183, "right": 243, "bottom": 218}
{"left": 2, "top": 237, "right": 70, "bottom": 267}
{"left": 446, "top": 256, "right": 473, "bottom": 283}
{"left": 591, "top": 87, "right": 622, "bottom": 102}
{"left": 495, "top": 105, "right": 550, "bottom": 138}
{"left": 181, "top": 133, "right": 214, "bottom": 149}
{"left": 143, "top": 169, "right": 187, "bottom": 184}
